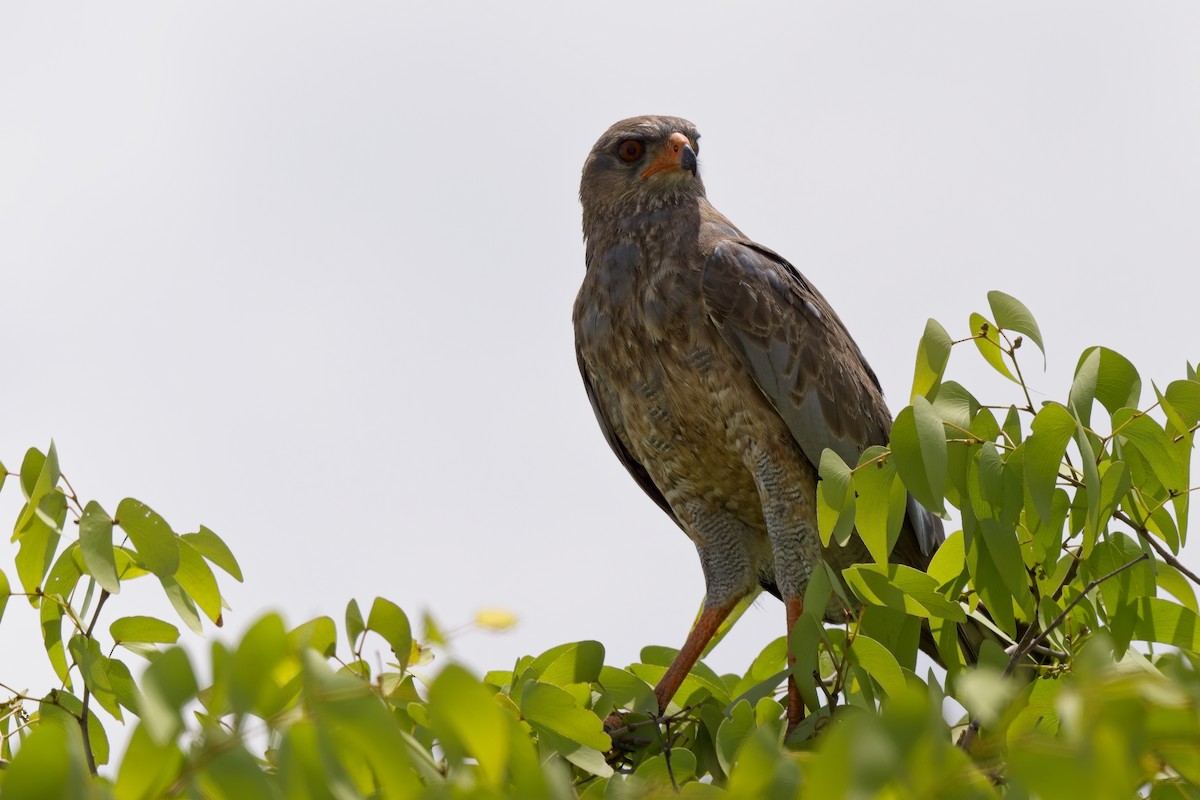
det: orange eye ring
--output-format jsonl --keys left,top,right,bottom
{"left": 617, "top": 139, "right": 645, "bottom": 162}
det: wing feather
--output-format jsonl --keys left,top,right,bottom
{"left": 701, "top": 239, "right": 943, "bottom": 558}
{"left": 575, "top": 344, "right": 681, "bottom": 528}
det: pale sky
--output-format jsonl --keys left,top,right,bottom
{"left": 2, "top": 1, "right": 1198, "bottom": 728}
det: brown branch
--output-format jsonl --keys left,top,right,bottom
{"left": 1116, "top": 512, "right": 1200, "bottom": 586}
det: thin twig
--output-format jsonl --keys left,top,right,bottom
{"left": 958, "top": 552, "right": 1150, "bottom": 752}
{"left": 1117, "top": 513, "right": 1200, "bottom": 586}
{"left": 1011, "top": 552, "right": 1147, "bottom": 674}
{"left": 74, "top": 590, "right": 111, "bottom": 775}
{"left": 997, "top": 329, "right": 1037, "bottom": 415}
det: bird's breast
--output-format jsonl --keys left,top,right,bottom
{"left": 574, "top": 238, "right": 790, "bottom": 523}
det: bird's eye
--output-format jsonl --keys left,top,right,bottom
{"left": 616, "top": 139, "right": 645, "bottom": 162}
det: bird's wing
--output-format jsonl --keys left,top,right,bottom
{"left": 575, "top": 343, "right": 681, "bottom": 527}
{"left": 701, "top": 238, "right": 943, "bottom": 557}
{"left": 701, "top": 238, "right": 891, "bottom": 469}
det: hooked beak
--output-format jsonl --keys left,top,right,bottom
{"left": 640, "top": 132, "right": 697, "bottom": 180}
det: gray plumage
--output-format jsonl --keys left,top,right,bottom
{"left": 573, "top": 116, "right": 948, "bottom": 722}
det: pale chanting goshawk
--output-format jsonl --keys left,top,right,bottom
{"left": 573, "top": 115, "right": 948, "bottom": 728}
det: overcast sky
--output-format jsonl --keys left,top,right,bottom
{"left": 2, "top": 1, "right": 1198, "bottom": 722}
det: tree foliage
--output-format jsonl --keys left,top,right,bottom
{"left": 1, "top": 292, "right": 1198, "bottom": 798}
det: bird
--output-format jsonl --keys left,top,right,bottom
{"left": 572, "top": 115, "right": 948, "bottom": 729}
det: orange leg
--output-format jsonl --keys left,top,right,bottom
{"left": 652, "top": 600, "right": 738, "bottom": 713}
{"left": 785, "top": 595, "right": 806, "bottom": 729}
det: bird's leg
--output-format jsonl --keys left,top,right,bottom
{"left": 652, "top": 599, "right": 738, "bottom": 713}
{"left": 647, "top": 506, "right": 756, "bottom": 715}
{"left": 747, "top": 448, "right": 823, "bottom": 733}
{"left": 785, "top": 595, "right": 806, "bottom": 729}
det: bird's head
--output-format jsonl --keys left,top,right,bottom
{"left": 580, "top": 115, "right": 704, "bottom": 237}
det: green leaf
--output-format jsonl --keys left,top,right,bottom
{"left": 929, "top": 382, "right": 980, "bottom": 434}
{"left": 1072, "top": 347, "right": 1141, "bottom": 425}
{"left": 290, "top": 616, "right": 338, "bottom": 658}
{"left": 428, "top": 663, "right": 512, "bottom": 785}
{"left": 345, "top": 598, "right": 364, "bottom": 651}
{"left": 1156, "top": 561, "right": 1198, "bottom": 613}
{"left": 15, "top": 493, "right": 65, "bottom": 597}
{"left": 1113, "top": 409, "right": 1185, "bottom": 492}
{"left": 140, "top": 647, "right": 198, "bottom": 745}
{"left": 926, "top": 529, "right": 966, "bottom": 589}
{"left": 968, "top": 441, "right": 1004, "bottom": 521}
{"left": 1074, "top": 416, "right": 1103, "bottom": 548}
{"left": 520, "top": 681, "right": 612, "bottom": 751}
{"left": 303, "top": 654, "right": 423, "bottom": 796}
{"left": 636, "top": 748, "right": 698, "bottom": 786}
{"left": 0, "top": 568, "right": 9, "bottom": 624}
{"left": 2, "top": 714, "right": 91, "bottom": 799}
{"left": 111, "top": 615, "right": 181, "bottom": 644}
{"left": 115, "top": 724, "right": 185, "bottom": 798}
{"left": 956, "top": 667, "right": 1018, "bottom": 728}
{"left": 890, "top": 396, "right": 947, "bottom": 515}
{"left": 195, "top": 741, "right": 277, "bottom": 799}
{"left": 854, "top": 446, "right": 908, "bottom": 565}
{"left": 911, "top": 318, "right": 952, "bottom": 402}
{"left": 844, "top": 632, "right": 907, "bottom": 697}
{"left": 40, "top": 596, "right": 70, "bottom": 686}
{"left": 43, "top": 539, "right": 82, "bottom": 597}
{"left": 729, "top": 637, "right": 788, "bottom": 707}
{"left": 817, "top": 448, "right": 856, "bottom": 547}
{"left": 1087, "top": 535, "right": 1151, "bottom": 622}
{"left": 37, "top": 691, "right": 110, "bottom": 768}
{"left": 530, "top": 640, "right": 605, "bottom": 686}
{"left": 69, "top": 634, "right": 122, "bottom": 721}
{"left": 598, "top": 666, "right": 657, "bottom": 714}
{"left": 536, "top": 728, "right": 615, "bottom": 780}
{"left": 966, "top": 524, "right": 1015, "bottom": 634}
{"left": 158, "top": 573, "right": 204, "bottom": 634}
{"left": 275, "top": 721, "right": 360, "bottom": 799}
{"left": 180, "top": 525, "right": 243, "bottom": 582}
{"left": 107, "top": 657, "right": 143, "bottom": 715}
{"left": 1024, "top": 403, "right": 1076, "bottom": 525}
{"left": 79, "top": 500, "right": 121, "bottom": 593}
{"left": 1002, "top": 405, "right": 1024, "bottom": 446}
{"left": 175, "top": 537, "right": 222, "bottom": 624}
{"left": 716, "top": 700, "right": 758, "bottom": 776}
{"left": 15, "top": 442, "right": 61, "bottom": 536}
{"left": 1096, "top": 461, "right": 1131, "bottom": 536}
{"left": 366, "top": 597, "right": 413, "bottom": 670}
{"left": 1069, "top": 347, "right": 1101, "bottom": 423}
{"left": 116, "top": 498, "right": 180, "bottom": 578}
{"left": 229, "top": 613, "right": 291, "bottom": 718}
{"left": 988, "top": 290, "right": 1045, "bottom": 364}
{"left": 843, "top": 564, "right": 966, "bottom": 622}
{"left": 969, "top": 312, "right": 1016, "bottom": 382}
{"left": 1164, "top": 379, "right": 1200, "bottom": 428}
{"left": 1133, "top": 598, "right": 1200, "bottom": 652}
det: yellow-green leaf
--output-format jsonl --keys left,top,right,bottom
{"left": 111, "top": 616, "right": 181, "bottom": 644}
{"left": 969, "top": 312, "right": 1016, "bottom": 382}
{"left": 911, "top": 318, "right": 952, "bottom": 402}
{"left": 80, "top": 501, "right": 120, "bottom": 593}
{"left": 116, "top": 498, "right": 179, "bottom": 578}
